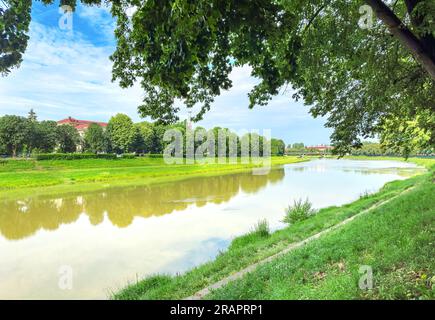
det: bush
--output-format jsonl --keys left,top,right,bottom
{"left": 35, "top": 153, "right": 118, "bottom": 160}
{"left": 146, "top": 153, "right": 164, "bottom": 158}
{"left": 283, "top": 198, "right": 317, "bottom": 224}
{"left": 251, "top": 219, "right": 270, "bottom": 237}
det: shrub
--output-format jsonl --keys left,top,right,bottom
{"left": 146, "top": 153, "right": 164, "bottom": 158}
{"left": 251, "top": 219, "right": 270, "bottom": 237}
{"left": 283, "top": 198, "right": 317, "bottom": 224}
{"left": 35, "top": 153, "right": 117, "bottom": 160}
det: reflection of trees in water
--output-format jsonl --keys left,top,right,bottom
{"left": 0, "top": 168, "right": 285, "bottom": 240}
{"left": 341, "top": 168, "right": 423, "bottom": 177}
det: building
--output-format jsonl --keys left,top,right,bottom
{"left": 57, "top": 117, "right": 108, "bottom": 137}
{"left": 305, "top": 144, "right": 333, "bottom": 152}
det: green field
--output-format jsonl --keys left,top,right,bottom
{"left": 0, "top": 156, "right": 306, "bottom": 198}
{"left": 113, "top": 157, "right": 434, "bottom": 300}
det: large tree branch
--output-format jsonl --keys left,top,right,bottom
{"left": 365, "top": 0, "right": 435, "bottom": 80}
{"left": 302, "top": 1, "right": 332, "bottom": 35}
{"left": 403, "top": 0, "right": 435, "bottom": 61}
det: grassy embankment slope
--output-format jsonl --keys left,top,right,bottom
{"left": 113, "top": 157, "right": 434, "bottom": 300}
{"left": 0, "top": 156, "right": 305, "bottom": 198}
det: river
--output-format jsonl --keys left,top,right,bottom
{"left": 0, "top": 159, "right": 423, "bottom": 299}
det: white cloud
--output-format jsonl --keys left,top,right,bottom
{"left": 0, "top": 20, "right": 143, "bottom": 122}
{"left": 0, "top": 7, "right": 332, "bottom": 144}
{"left": 77, "top": 3, "right": 115, "bottom": 43}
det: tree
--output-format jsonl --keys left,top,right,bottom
{"left": 56, "top": 124, "right": 80, "bottom": 153}
{"left": 107, "top": 0, "right": 433, "bottom": 155}
{"left": 27, "top": 108, "right": 37, "bottom": 122}
{"left": 36, "top": 120, "right": 58, "bottom": 153}
{"left": 23, "top": 108, "right": 43, "bottom": 155}
{"left": 84, "top": 123, "right": 106, "bottom": 153}
{"left": 0, "top": 0, "right": 32, "bottom": 76}
{"left": 2, "top": 0, "right": 434, "bottom": 155}
{"left": 106, "top": 113, "right": 136, "bottom": 154}
{"left": 271, "top": 139, "right": 286, "bottom": 156}
{"left": 292, "top": 143, "right": 305, "bottom": 150}
{"left": 135, "top": 121, "right": 166, "bottom": 153}
{"left": 351, "top": 141, "right": 384, "bottom": 156}
{"left": 130, "top": 125, "right": 145, "bottom": 154}
{"left": 380, "top": 113, "right": 433, "bottom": 157}
{"left": 0, "top": 115, "right": 29, "bottom": 156}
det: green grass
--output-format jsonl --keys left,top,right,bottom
{"left": 209, "top": 171, "right": 435, "bottom": 300}
{"left": 0, "top": 156, "right": 306, "bottom": 198}
{"left": 112, "top": 159, "right": 432, "bottom": 300}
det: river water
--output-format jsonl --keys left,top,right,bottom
{"left": 0, "top": 159, "right": 423, "bottom": 299}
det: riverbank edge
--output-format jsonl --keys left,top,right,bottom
{"left": 207, "top": 167, "right": 435, "bottom": 299}
{"left": 0, "top": 156, "right": 307, "bottom": 200}
{"left": 112, "top": 157, "right": 433, "bottom": 300}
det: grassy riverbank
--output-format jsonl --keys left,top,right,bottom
{"left": 0, "top": 156, "right": 305, "bottom": 198}
{"left": 209, "top": 171, "right": 435, "bottom": 299}
{"left": 113, "top": 158, "right": 434, "bottom": 300}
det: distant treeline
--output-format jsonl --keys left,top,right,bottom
{"left": 284, "top": 141, "right": 433, "bottom": 157}
{"left": 0, "top": 110, "right": 286, "bottom": 157}
{"left": 350, "top": 142, "right": 434, "bottom": 157}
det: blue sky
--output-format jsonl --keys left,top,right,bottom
{"left": 0, "top": 1, "right": 332, "bottom": 146}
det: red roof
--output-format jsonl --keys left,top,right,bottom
{"left": 57, "top": 117, "right": 107, "bottom": 130}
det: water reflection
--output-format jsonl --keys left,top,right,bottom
{"left": 0, "top": 169, "right": 285, "bottom": 241}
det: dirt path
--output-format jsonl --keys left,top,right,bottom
{"left": 185, "top": 186, "right": 415, "bottom": 300}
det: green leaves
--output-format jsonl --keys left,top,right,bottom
{"left": 106, "top": 113, "right": 137, "bottom": 153}
{"left": 56, "top": 124, "right": 80, "bottom": 153}
{"left": 0, "top": 115, "right": 29, "bottom": 156}
{"left": 84, "top": 123, "right": 106, "bottom": 153}
{"left": 0, "top": 0, "right": 32, "bottom": 75}
{"left": 1, "top": 0, "right": 434, "bottom": 154}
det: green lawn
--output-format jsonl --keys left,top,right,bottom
{"left": 113, "top": 158, "right": 434, "bottom": 300}
{"left": 0, "top": 156, "right": 306, "bottom": 198}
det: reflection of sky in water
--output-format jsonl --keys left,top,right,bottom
{"left": 0, "top": 159, "right": 423, "bottom": 299}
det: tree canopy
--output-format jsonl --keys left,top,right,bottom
{"left": 56, "top": 124, "right": 80, "bottom": 153}
{"left": 1, "top": 0, "right": 434, "bottom": 155}
{"left": 107, "top": 113, "right": 137, "bottom": 153}
{"left": 84, "top": 123, "right": 106, "bottom": 153}
{"left": 0, "top": 115, "right": 29, "bottom": 156}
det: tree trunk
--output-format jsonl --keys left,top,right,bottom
{"left": 365, "top": 0, "right": 435, "bottom": 80}
{"left": 403, "top": 0, "right": 435, "bottom": 62}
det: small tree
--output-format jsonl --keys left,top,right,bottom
{"left": 271, "top": 139, "right": 286, "bottom": 156}
{"left": 0, "top": 115, "right": 29, "bottom": 157}
{"left": 35, "top": 120, "right": 58, "bottom": 153}
{"left": 135, "top": 121, "right": 155, "bottom": 153}
{"left": 56, "top": 124, "right": 80, "bottom": 153}
{"left": 27, "top": 109, "right": 37, "bottom": 122}
{"left": 106, "top": 114, "right": 136, "bottom": 154}
{"left": 84, "top": 123, "right": 106, "bottom": 154}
